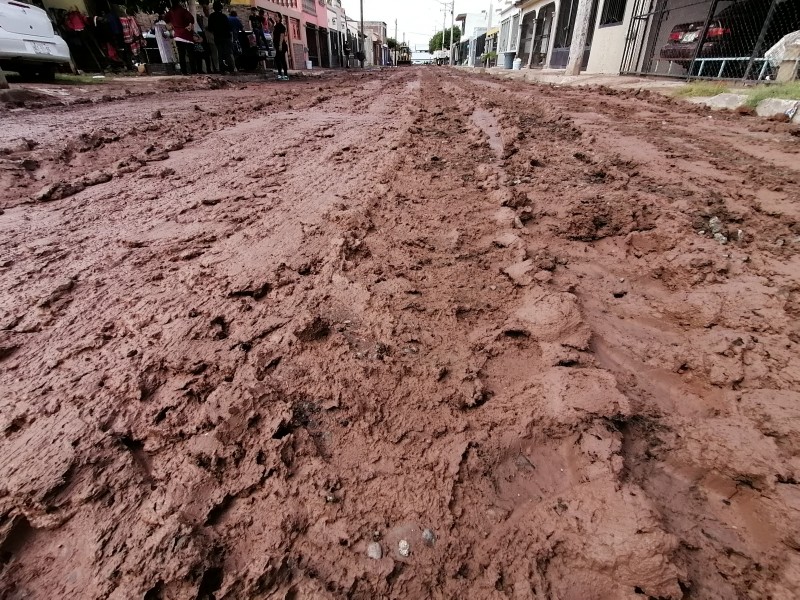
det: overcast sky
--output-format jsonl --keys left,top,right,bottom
{"left": 340, "top": 0, "right": 494, "bottom": 50}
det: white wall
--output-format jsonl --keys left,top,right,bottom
{"left": 585, "top": 0, "right": 636, "bottom": 73}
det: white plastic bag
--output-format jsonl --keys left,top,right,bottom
{"left": 764, "top": 30, "right": 800, "bottom": 68}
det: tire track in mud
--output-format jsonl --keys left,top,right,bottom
{"left": 444, "top": 70, "right": 800, "bottom": 599}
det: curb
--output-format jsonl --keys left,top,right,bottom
{"left": 689, "top": 93, "right": 800, "bottom": 123}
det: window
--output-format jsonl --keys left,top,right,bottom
{"left": 599, "top": 0, "right": 626, "bottom": 26}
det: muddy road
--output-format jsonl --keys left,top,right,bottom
{"left": 1, "top": 69, "right": 799, "bottom": 599}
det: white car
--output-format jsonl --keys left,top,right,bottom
{"left": 0, "top": 0, "right": 71, "bottom": 81}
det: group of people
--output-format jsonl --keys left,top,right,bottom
{"left": 155, "top": 0, "right": 289, "bottom": 79}
{"left": 54, "top": 7, "right": 145, "bottom": 73}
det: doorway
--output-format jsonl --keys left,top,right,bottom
{"left": 549, "top": 0, "right": 599, "bottom": 69}
{"left": 532, "top": 3, "right": 556, "bottom": 68}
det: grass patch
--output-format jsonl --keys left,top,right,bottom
{"left": 54, "top": 73, "right": 109, "bottom": 85}
{"left": 2, "top": 71, "right": 108, "bottom": 85}
{"left": 743, "top": 81, "right": 800, "bottom": 107}
{"left": 672, "top": 81, "right": 730, "bottom": 98}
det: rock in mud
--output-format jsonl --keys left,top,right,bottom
{"left": 709, "top": 216, "right": 723, "bottom": 234}
{"left": 422, "top": 529, "right": 436, "bottom": 546}
{"left": 366, "top": 542, "right": 383, "bottom": 560}
{"left": 398, "top": 539, "right": 411, "bottom": 557}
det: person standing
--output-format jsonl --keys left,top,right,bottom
{"left": 272, "top": 13, "right": 288, "bottom": 80}
{"left": 249, "top": 7, "right": 267, "bottom": 48}
{"left": 200, "top": 2, "right": 219, "bottom": 73}
{"left": 207, "top": 1, "right": 236, "bottom": 74}
{"left": 165, "top": 0, "right": 195, "bottom": 75}
{"left": 228, "top": 9, "right": 244, "bottom": 55}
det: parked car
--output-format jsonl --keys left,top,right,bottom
{"left": 0, "top": 0, "right": 71, "bottom": 81}
{"left": 236, "top": 28, "right": 274, "bottom": 72}
{"left": 659, "top": 0, "right": 800, "bottom": 74}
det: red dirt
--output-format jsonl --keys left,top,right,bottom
{"left": 1, "top": 69, "right": 799, "bottom": 600}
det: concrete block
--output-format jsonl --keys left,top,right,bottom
{"left": 755, "top": 98, "right": 800, "bottom": 122}
{"left": 703, "top": 93, "right": 749, "bottom": 110}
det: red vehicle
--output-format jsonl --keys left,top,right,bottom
{"left": 659, "top": 0, "right": 800, "bottom": 72}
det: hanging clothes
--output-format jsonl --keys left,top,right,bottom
{"left": 120, "top": 15, "right": 143, "bottom": 58}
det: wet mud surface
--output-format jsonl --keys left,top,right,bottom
{"left": 1, "top": 69, "right": 800, "bottom": 599}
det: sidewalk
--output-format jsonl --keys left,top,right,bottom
{"left": 460, "top": 65, "right": 800, "bottom": 123}
{"left": 461, "top": 65, "right": 686, "bottom": 93}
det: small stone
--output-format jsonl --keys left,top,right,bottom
{"left": 151, "top": 110, "right": 162, "bottom": 119}
{"left": 366, "top": 542, "right": 382, "bottom": 560}
{"left": 708, "top": 216, "right": 723, "bottom": 234}
{"left": 736, "top": 229, "right": 744, "bottom": 241}
{"left": 513, "top": 216, "right": 524, "bottom": 229}
{"left": 398, "top": 539, "right": 410, "bottom": 557}
{"left": 776, "top": 238, "right": 785, "bottom": 247}
{"left": 422, "top": 529, "right": 436, "bottom": 546}
{"left": 713, "top": 233, "right": 728, "bottom": 245}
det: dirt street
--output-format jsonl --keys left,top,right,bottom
{"left": 1, "top": 69, "right": 799, "bottom": 599}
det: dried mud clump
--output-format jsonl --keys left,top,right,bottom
{"left": 562, "top": 195, "right": 656, "bottom": 241}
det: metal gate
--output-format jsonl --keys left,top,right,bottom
{"left": 532, "top": 4, "right": 556, "bottom": 68}
{"left": 550, "top": 0, "right": 600, "bottom": 69}
{"left": 518, "top": 11, "right": 538, "bottom": 66}
{"left": 620, "top": 0, "right": 800, "bottom": 80}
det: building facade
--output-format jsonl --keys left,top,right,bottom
{"left": 363, "top": 21, "right": 388, "bottom": 66}
{"left": 325, "top": 0, "right": 348, "bottom": 67}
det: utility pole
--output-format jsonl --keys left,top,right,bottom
{"left": 395, "top": 18, "right": 398, "bottom": 66}
{"left": 450, "top": 1, "right": 455, "bottom": 66}
{"left": 360, "top": 0, "right": 365, "bottom": 68}
{"left": 442, "top": 6, "right": 447, "bottom": 53}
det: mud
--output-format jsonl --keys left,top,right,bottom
{"left": 1, "top": 69, "right": 799, "bottom": 599}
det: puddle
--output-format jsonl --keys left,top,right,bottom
{"left": 470, "top": 108, "right": 503, "bottom": 158}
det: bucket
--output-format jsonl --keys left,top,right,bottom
{"left": 513, "top": 58, "right": 522, "bottom": 70}
{"left": 306, "top": 60, "right": 313, "bottom": 70}
{"left": 502, "top": 51, "right": 515, "bottom": 69}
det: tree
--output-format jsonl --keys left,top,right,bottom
{"left": 428, "top": 26, "right": 461, "bottom": 54}
{"left": 386, "top": 37, "right": 398, "bottom": 50}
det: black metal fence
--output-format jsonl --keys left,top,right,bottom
{"left": 621, "top": 0, "right": 800, "bottom": 81}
